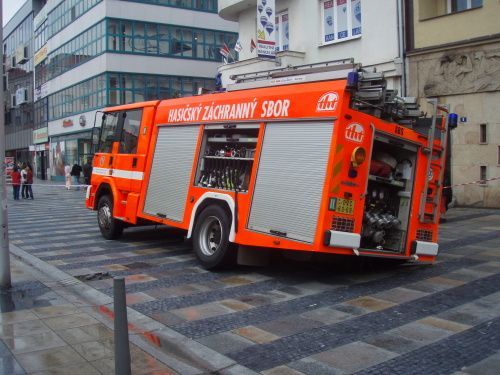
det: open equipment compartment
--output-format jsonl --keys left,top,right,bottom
{"left": 361, "top": 133, "right": 419, "bottom": 253}
{"left": 195, "top": 124, "right": 259, "bottom": 192}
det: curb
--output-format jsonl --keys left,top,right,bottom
{"left": 9, "top": 243, "right": 256, "bottom": 375}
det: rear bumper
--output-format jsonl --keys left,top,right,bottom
{"left": 412, "top": 240, "right": 439, "bottom": 256}
{"left": 324, "top": 230, "right": 361, "bottom": 249}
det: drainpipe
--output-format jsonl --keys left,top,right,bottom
{"left": 396, "top": 0, "right": 406, "bottom": 96}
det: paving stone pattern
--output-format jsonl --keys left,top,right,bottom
{"left": 7, "top": 185, "right": 500, "bottom": 374}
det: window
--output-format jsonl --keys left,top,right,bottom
{"left": 275, "top": 11, "right": 289, "bottom": 52}
{"left": 119, "top": 110, "right": 143, "bottom": 154}
{"left": 479, "top": 123, "right": 487, "bottom": 144}
{"left": 45, "top": 20, "right": 106, "bottom": 84}
{"left": 448, "top": 0, "right": 482, "bottom": 13}
{"left": 98, "top": 112, "right": 120, "bottom": 154}
{"left": 121, "top": 0, "right": 218, "bottom": 13}
{"left": 480, "top": 166, "right": 487, "bottom": 184}
{"left": 321, "top": 0, "right": 362, "bottom": 44}
{"left": 48, "top": 0, "right": 102, "bottom": 37}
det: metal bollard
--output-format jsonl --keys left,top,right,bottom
{"left": 114, "top": 277, "right": 131, "bottom": 375}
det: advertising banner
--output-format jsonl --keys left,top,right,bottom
{"left": 323, "top": 1, "right": 334, "bottom": 43}
{"left": 337, "top": 0, "right": 348, "bottom": 40}
{"left": 352, "top": 0, "right": 362, "bottom": 36}
{"left": 256, "top": 0, "right": 276, "bottom": 59}
{"left": 34, "top": 44, "right": 48, "bottom": 66}
{"left": 34, "top": 82, "right": 49, "bottom": 102}
{"left": 33, "top": 127, "right": 49, "bottom": 144}
{"left": 4, "top": 157, "right": 15, "bottom": 177}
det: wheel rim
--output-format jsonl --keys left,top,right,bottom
{"left": 198, "top": 216, "right": 223, "bottom": 256}
{"left": 98, "top": 204, "right": 112, "bottom": 231}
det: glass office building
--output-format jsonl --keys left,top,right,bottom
{"left": 33, "top": 0, "right": 237, "bottom": 180}
{"left": 3, "top": 1, "right": 47, "bottom": 178}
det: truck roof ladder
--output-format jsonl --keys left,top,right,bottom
{"left": 226, "top": 58, "right": 359, "bottom": 91}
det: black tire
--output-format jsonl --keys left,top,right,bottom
{"left": 193, "top": 205, "right": 236, "bottom": 270}
{"left": 97, "top": 195, "right": 124, "bottom": 240}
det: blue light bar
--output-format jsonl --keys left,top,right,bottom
{"left": 448, "top": 113, "right": 458, "bottom": 128}
{"left": 347, "top": 71, "right": 359, "bottom": 89}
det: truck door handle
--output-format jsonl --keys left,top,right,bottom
{"left": 109, "top": 157, "right": 113, "bottom": 166}
{"left": 132, "top": 158, "right": 137, "bottom": 168}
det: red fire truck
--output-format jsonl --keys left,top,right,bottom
{"left": 86, "top": 61, "right": 456, "bottom": 269}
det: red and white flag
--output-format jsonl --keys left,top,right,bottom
{"left": 219, "top": 43, "right": 230, "bottom": 58}
{"left": 250, "top": 38, "right": 257, "bottom": 53}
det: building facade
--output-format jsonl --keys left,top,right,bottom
{"left": 405, "top": 0, "right": 500, "bottom": 207}
{"left": 218, "top": 0, "right": 406, "bottom": 93}
{"left": 33, "top": 0, "right": 237, "bottom": 180}
{"left": 3, "top": 1, "right": 46, "bottom": 176}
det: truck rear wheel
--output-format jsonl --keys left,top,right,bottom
{"left": 193, "top": 205, "right": 236, "bottom": 270}
{"left": 97, "top": 195, "right": 123, "bottom": 240}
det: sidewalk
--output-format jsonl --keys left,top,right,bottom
{"left": 2, "top": 243, "right": 247, "bottom": 375}
{"left": 0, "top": 257, "right": 175, "bottom": 374}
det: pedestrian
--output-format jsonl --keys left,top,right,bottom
{"left": 65, "top": 165, "right": 72, "bottom": 190}
{"left": 11, "top": 166, "right": 21, "bottom": 200}
{"left": 82, "top": 158, "right": 93, "bottom": 186}
{"left": 70, "top": 163, "right": 83, "bottom": 191}
{"left": 25, "top": 165, "right": 34, "bottom": 199}
{"left": 20, "top": 163, "right": 28, "bottom": 199}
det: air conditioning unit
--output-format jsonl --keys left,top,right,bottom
{"left": 15, "top": 45, "right": 29, "bottom": 65}
{"left": 15, "top": 87, "right": 28, "bottom": 105}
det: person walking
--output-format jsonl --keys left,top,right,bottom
{"left": 82, "top": 158, "right": 93, "bottom": 186}
{"left": 20, "top": 163, "right": 28, "bottom": 199}
{"left": 65, "top": 165, "right": 72, "bottom": 190}
{"left": 25, "top": 166, "right": 34, "bottom": 199}
{"left": 11, "top": 166, "right": 21, "bottom": 200}
{"left": 70, "top": 163, "right": 83, "bottom": 191}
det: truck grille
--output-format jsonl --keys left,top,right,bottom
{"left": 332, "top": 216, "right": 354, "bottom": 233}
{"left": 416, "top": 229, "right": 433, "bottom": 242}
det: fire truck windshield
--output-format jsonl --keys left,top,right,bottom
{"left": 98, "top": 112, "right": 120, "bottom": 153}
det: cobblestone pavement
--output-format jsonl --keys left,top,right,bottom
{"left": 6, "top": 184, "right": 500, "bottom": 374}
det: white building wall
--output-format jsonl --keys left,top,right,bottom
{"left": 219, "top": 0, "right": 403, "bottom": 90}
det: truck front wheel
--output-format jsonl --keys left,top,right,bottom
{"left": 193, "top": 205, "right": 236, "bottom": 270}
{"left": 97, "top": 195, "right": 123, "bottom": 240}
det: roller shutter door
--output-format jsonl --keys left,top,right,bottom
{"left": 144, "top": 125, "right": 200, "bottom": 222}
{"left": 248, "top": 121, "right": 333, "bottom": 243}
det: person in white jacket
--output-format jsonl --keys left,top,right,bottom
{"left": 65, "top": 165, "right": 72, "bottom": 190}
{"left": 20, "top": 164, "right": 28, "bottom": 199}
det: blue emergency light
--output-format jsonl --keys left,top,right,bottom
{"left": 347, "top": 71, "right": 359, "bottom": 89}
{"left": 448, "top": 113, "right": 458, "bottom": 129}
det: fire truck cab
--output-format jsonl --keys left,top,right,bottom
{"left": 86, "top": 61, "right": 455, "bottom": 269}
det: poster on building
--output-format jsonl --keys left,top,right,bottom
{"left": 257, "top": 0, "right": 276, "bottom": 59}
{"left": 280, "top": 13, "right": 289, "bottom": 51}
{"left": 323, "top": 0, "right": 335, "bottom": 42}
{"left": 337, "top": 0, "right": 348, "bottom": 39}
{"left": 4, "top": 157, "right": 15, "bottom": 177}
{"left": 351, "top": 0, "right": 362, "bottom": 36}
